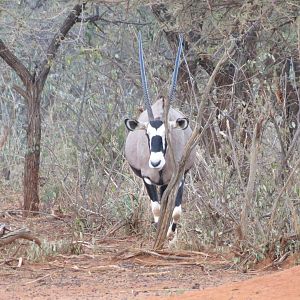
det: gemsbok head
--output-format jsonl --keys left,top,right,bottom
{"left": 124, "top": 33, "right": 196, "bottom": 240}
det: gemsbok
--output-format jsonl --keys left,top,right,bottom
{"left": 124, "top": 33, "right": 196, "bottom": 239}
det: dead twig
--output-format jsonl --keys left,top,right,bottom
{"left": 0, "top": 228, "right": 41, "bottom": 247}
{"left": 71, "top": 264, "right": 126, "bottom": 272}
{"left": 103, "top": 220, "right": 128, "bottom": 237}
{"left": 269, "top": 157, "right": 300, "bottom": 232}
{"left": 135, "top": 258, "right": 205, "bottom": 268}
{"left": 258, "top": 251, "right": 291, "bottom": 271}
{"left": 240, "top": 116, "right": 266, "bottom": 243}
{"left": 114, "top": 247, "right": 217, "bottom": 263}
{"left": 156, "top": 249, "right": 212, "bottom": 258}
{"left": 0, "top": 125, "right": 10, "bottom": 150}
{"left": 25, "top": 274, "right": 51, "bottom": 285}
{"left": 0, "top": 209, "right": 67, "bottom": 220}
{"left": 135, "top": 249, "right": 197, "bottom": 261}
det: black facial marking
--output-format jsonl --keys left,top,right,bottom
{"left": 151, "top": 136, "right": 163, "bottom": 152}
{"left": 149, "top": 120, "right": 163, "bottom": 129}
{"left": 146, "top": 119, "right": 168, "bottom": 158}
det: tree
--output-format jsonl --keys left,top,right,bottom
{"left": 0, "top": 3, "right": 85, "bottom": 216}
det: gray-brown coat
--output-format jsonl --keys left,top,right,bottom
{"left": 124, "top": 97, "right": 196, "bottom": 239}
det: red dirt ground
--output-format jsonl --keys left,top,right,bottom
{"left": 160, "top": 265, "right": 300, "bottom": 300}
{"left": 1, "top": 196, "right": 300, "bottom": 299}
{"left": 2, "top": 233, "right": 300, "bottom": 300}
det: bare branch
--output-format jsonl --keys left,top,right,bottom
{"left": 0, "top": 39, "right": 33, "bottom": 87}
{"left": 240, "top": 116, "right": 265, "bottom": 242}
{"left": 77, "top": 11, "right": 151, "bottom": 26}
{"left": 13, "top": 84, "right": 30, "bottom": 101}
{"left": 37, "top": 3, "right": 85, "bottom": 91}
{"left": 268, "top": 157, "right": 300, "bottom": 232}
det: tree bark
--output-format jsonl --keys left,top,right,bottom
{"left": 23, "top": 84, "right": 42, "bottom": 214}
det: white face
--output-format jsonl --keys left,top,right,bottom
{"left": 125, "top": 116, "right": 189, "bottom": 170}
{"left": 146, "top": 121, "right": 166, "bottom": 169}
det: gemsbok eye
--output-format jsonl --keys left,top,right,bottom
{"left": 124, "top": 32, "right": 196, "bottom": 241}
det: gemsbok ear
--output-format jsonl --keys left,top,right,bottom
{"left": 170, "top": 118, "right": 189, "bottom": 130}
{"left": 124, "top": 119, "right": 147, "bottom": 131}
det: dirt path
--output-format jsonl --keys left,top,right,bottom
{"left": 1, "top": 236, "right": 300, "bottom": 300}
{"left": 0, "top": 238, "right": 247, "bottom": 300}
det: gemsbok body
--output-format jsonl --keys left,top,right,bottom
{"left": 124, "top": 33, "right": 195, "bottom": 239}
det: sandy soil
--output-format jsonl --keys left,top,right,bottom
{"left": 1, "top": 197, "right": 300, "bottom": 300}
{"left": 2, "top": 234, "right": 300, "bottom": 300}
{"left": 0, "top": 236, "right": 247, "bottom": 299}
{"left": 160, "top": 265, "right": 300, "bottom": 300}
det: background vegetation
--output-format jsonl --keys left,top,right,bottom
{"left": 0, "top": 0, "right": 299, "bottom": 265}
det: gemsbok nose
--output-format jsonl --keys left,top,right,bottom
{"left": 151, "top": 160, "right": 161, "bottom": 168}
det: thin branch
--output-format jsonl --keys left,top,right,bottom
{"left": 37, "top": 3, "right": 85, "bottom": 91}
{"left": 240, "top": 116, "right": 265, "bottom": 242}
{"left": 13, "top": 84, "right": 29, "bottom": 101}
{"left": 0, "top": 39, "right": 33, "bottom": 87}
{"left": 78, "top": 15, "right": 151, "bottom": 26}
{"left": 268, "top": 157, "right": 300, "bottom": 232}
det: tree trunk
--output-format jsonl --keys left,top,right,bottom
{"left": 23, "top": 84, "right": 41, "bottom": 215}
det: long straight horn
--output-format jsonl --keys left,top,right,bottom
{"left": 138, "top": 32, "right": 154, "bottom": 120}
{"left": 168, "top": 34, "right": 183, "bottom": 103}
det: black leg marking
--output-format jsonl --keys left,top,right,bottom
{"left": 143, "top": 178, "right": 160, "bottom": 223}
{"left": 143, "top": 179, "right": 158, "bottom": 202}
{"left": 159, "top": 184, "right": 167, "bottom": 200}
{"left": 167, "top": 177, "right": 186, "bottom": 239}
{"left": 171, "top": 223, "right": 177, "bottom": 232}
{"left": 175, "top": 178, "right": 185, "bottom": 208}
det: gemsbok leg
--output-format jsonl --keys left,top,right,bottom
{"left": 159, "top": 185, "right": 167, "bottom": 200}
{"left": 143, "top": 178, "right": 160, "bottom": 224}
{"left": 167, "top": 177, "right": 185, "bottom": 240}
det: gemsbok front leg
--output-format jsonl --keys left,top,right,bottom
{"left": 167, "top": 177, "right": 185, "bottom": 240}
{"left": 143, "top": 178, "right": 160, "bottom": 224}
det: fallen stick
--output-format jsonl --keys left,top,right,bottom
{"left": 25, "top": 274, "right": 51, "bottom": 285}
{"left": 258, "top": 251, "right": 291, "bottom": 271}
{"left": 0, "top": 228, "right": 41, "bottom": 247}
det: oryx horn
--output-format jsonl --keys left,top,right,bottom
{"left": 168, "top": 34, "right": 183, "bottom": 103}
{"left": 138, "top": 32, "right": 154, "bottom": 120}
